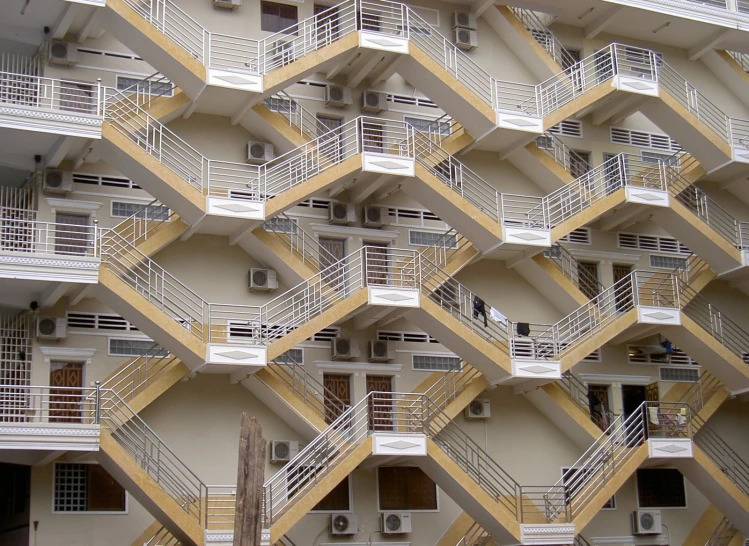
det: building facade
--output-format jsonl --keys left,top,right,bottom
{"left": 0, "top": 0, "right": 748, "bottom": 545}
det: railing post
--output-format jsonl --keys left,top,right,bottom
{"left": 94, "top": 380, "right": 101, "bottom": 424}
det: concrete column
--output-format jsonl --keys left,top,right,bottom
{"left": 600, "top": 259, "right": 614, "bottom": 288}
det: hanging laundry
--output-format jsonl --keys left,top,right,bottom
{"left": 648, "top": 406, "right": 660, "bottom": 425}
{"left": 473, "top": 295, "right": 487, "bottom": 327}
{"left": 516, "top": 322, "right": 530, "bottom": 337}
{"left": 489, "top": 306, "right": 507, "bottom": 326}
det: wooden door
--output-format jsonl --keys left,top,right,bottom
{"left": 362, "top": 122, "right": 384, "bottom": 153}
{"left": 364, "top": 242, "right": 389, "bottom": 286}
{"left": 319, "top": 237, "right": 345, "bottom": 290}
{"left": 323, "top": 373, "right": 350, "bottom": 424}
{"left": 49, "top": 362, "right": 83, "bottom": 423}
{"left": 577, "top": 261, "right": 600, "bottom": 301}
{"left": 366, "top": 375, "right": 393, "bottom": 431}
{"left": 55, "top": 213, "right": 90, "bottom": 256}
{"left": 613, "top": 263, "right": 633, "bottom": 312}
{"left": 317, "top": 115, "right": 342, "bottom": 163}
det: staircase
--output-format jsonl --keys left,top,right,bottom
{"left": 675, "top": 415, "right": 749, "bottom": 535}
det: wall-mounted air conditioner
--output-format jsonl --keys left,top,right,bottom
{"left": 329, "top": 203, "right": 356, "bottom": 225}
{"left": 247, "top": 141, "right": 275, "bottom": 164}
{"left": 49, "top": 41, "right": 78, "bottom": 67}
{"left": 249, "top": 268, "right": 278, "bottom": 290}
{"left": 330, "top": 513, "right": 358, "bottom": 535}
{"left": 362, "top": 206, "right": 384, "bottom": 228}
{"left": 465, "top": 399, "right": 491, "bottom": 419}
{"left": 454, "top": 28, "right": 478, "bottom": 51}
{"left": 213, "top": 0, "right": 242, "bottom": 9}
{"left": 370, "top": 340, "right": 395, "bottom": 362}
{"left": 270, "top": 440, "right": 300, "bottom": 463}
{"left": 632, "top": 510, "right": 661, "bottom": 535}
{"left": 43, "top": 170, "right": 74, "bottom": 194}
{"left": 332, "top": 337, "right": 360, "bottom": 360}
{"left": 453, "top": 11, "right": 477, "bottom": 29}
{"left": 326, "top": 85, "right": 353, "bottom": 108}
{"left": 36, "top": 317, "right": 67, "bottom": 340}
{"left": 382, "top": 512, "right": 412, "bottom": 534}
{"left": 362, "top": 90, "right": 387, "bottom": 113}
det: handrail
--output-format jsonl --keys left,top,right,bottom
{"left": 260, "top": 90, "right": 329, "bottom": 138}
{"left": 543, "top": 244, "right": 605, "bottom": 298}
{"left": 693, "top": 414, "right": 749, "bottom": 495}
{"left": 507, "top": 7, "right": 579, "bottom": 70}
{"left": 0, "top": 217, "right": 101, "bottom": 258}
{"left": 704, "top": 517, "right": 738, "bottom": 546}
{"left": 534, "top": 132, "right": 592, "bottom": 178}
{"left": 559, "top": 371, "right": 616, "bottom": 431}
{"left": 0, "top": 70, "right": 103, "bottom": 117}
{"left": 673, "top": 371, "right": 723, "bottom": 414}
{"left": 510, "top": 270, "right": 680, "bottom": 361}
{"left": 416, "top": 228, "right": 473, "bottom": 270}
{"left": 262, "top": 390, "right": 428, "bottom": 526}
{"left": 109, "top": 198, "right": 175, "bottom": 248}
{"left": 549, "top": 401, "right": 694, "bottom": 519}
{"left": 99, "top": 342, "right": 176, "bottom": 404}
{"left": 260, "top": 212, "right": 337, "bottom": 272}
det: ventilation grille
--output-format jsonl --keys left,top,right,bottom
{"left": 618, "top": 232, "right": 690, "bottom": 255}
{"left": 611, "top": 127, "right": 682, "bottom": 152}
{"left": 549, "top": 120, "right": 583, "bottom": 138}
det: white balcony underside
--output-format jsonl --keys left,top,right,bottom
{"left": 0, "top": 423, "right": 100, "bottom": 465}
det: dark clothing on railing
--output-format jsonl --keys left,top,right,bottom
{"left": 473, "top": 296, "right": 487, "bottom": 327}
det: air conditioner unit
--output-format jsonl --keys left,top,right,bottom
{"left": 329, "top": 203, "right": 356, "bottom": 225}
{"left": 632, "top": 510, "right": 661, "bottom": 535}
{"left": 454, "top": 28, "right": 478, "bottom": 51}
{"left": 249, "top": 268, "right": 278, "bottom": 290}
{"left": 465, "top": 399, "right": 491, "bottom": 419}
{"left": 43, "top": 170, "right": 74, "bottom": 194}
{"left": 326, "top": 85, "right": 353, "bottom": 108}
{"left": 362, "top": 90, "right": 387, "bottom": 113}
{"left": 36, "top": 317, "right": 67, "bottom": 340}
{"left": 49, "top": 41, "right": 78, "bottom": 67}
{"left": 330, "top": 513, "right": 358, "bottom": 535}
{"left": 382, "top": 512, "right": 412, "bottom": 534}
{"left": 213, "top": 0, "right": 241, "bottom": 9}
{"left": 270, "top": 440, "right": 300, "bottom": 463}
{"left": 331, "top": 337, "right": 360, "bottom": 360}
{"left": 370, "top": 340, "right": 395, "bottom": 362}
{"left": 247, "top": 141, "right": 275, "bottom": 164}
{"left": 453, "top": 11, "right": 477, "bottom": 29}
{"left": 362, "top": 206, "right": 384, "bottom": 228}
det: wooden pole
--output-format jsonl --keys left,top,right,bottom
{"left": 234, "top": 414, "right": 266, "bottom": 546}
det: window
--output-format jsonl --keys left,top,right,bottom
{"left": 562, "top": 468, "right": 615, "bottom": 509}
{"left": 412, "top": 354, "right": 461, "bottom": 372}
{"left": 610, "top": 127, "right": 681, "bottom": 152}
{"left": 73, "top": 173, "right": 140, "bottom": 189}
{"left": 660, "top": 367, "right": 700, "bottom": 382}
{"left": 642, "top": 151, "right": 680, "bottom": 166}
{"left": 404, "top": 116, "right": 450, "bottom": 135}
{"left": 311, "top": 476, "right": 350, "bottom": 512}
{"left": 558, "top": 227, "right": 591, "bottom": 245}
{"left": 378, "top": 467, "right": 437, "bottom": 511}
{"left": 263, "top": 216, "right": 298, "bottom": 234}
{"left": 261, "top": 1, "right": 298, "bottom": 33}
{"left": 116, "top": 76, "right": 173, "bottom": 97}
{"left": 618, "top": 233, "right": 690, "bottom": 255}
{"left": 264, "top": 96, "right": 298, "bottom": 114}
{"left": 649, "top": 255, "right": 688, "bottom": 270}
{"left": 275, "top": 348, "right": 304, "bottom": 365}
{"left": 309, "top": 327, "right": 341, "bottom": 342}
{"left": 637, "top": 468, "right": 686, "bottom": 508}
{"left": 111, "top": 202, "right": 170, "bottom": 220}
{"left": 378, "top": 331, "right": 438, "bottom": 343}
{"left": 109, "top": 338, "right": 168, "bottom": 357}
{"left": 548, "top": 120, "right": 583, "bottom": 138}
{"left": 67, "top": 312, "right": 139, "bottom": 331}
{"left": 409, "top": 230, "right": 457, "bottom": 248}
{"left": 54, "top": 464, "right": 126, "bottom": 513}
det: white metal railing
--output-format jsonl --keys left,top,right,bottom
{"left": 108, "top": 199, "right": 174, "bottom": 248}
{"left": 261, "top": 90, "right": 328, "bottom": 138}
{"left": 0, "top": 71, "right": 102, "bottom": 117}
{"left": 454, "top": 521, "right": 496, "bottom": 546}
{"left": 508, "top": 7, "right": 579, "bottom": 70}
{"left": 99, "top": 343, "right": 175, "bottom": 405}
{"left": 534, "top": 132, "right": 592, "bottom": 177}
{"left": 674, "top": 371, "right": 723, "bottom": 414}
{"left": 559, "top": 371, "right": 617, "bottom": 432}
{"left": 704, "top": 517, "right": 738, "bottom": 546}
{"left": 727, "top": 50, "right": 749, "bottom": 73}
{"left": 261, "top": 212, "right": 337, "bottom": 273}
{"left": 510, "top": 270, "right": 679, "bottom": 361}
{"left": 0, "top": 217, "right": 100, "bottom": 258}
{"left": 143, "top": 526, "right": 180, "bottom": 546}
{"left": 550, "top": 401, "right": 694, "bottom": 519}
{"left": 543, "top": 244, "right": 605, "bottom": 299}
{"left": 262, "top": 390, "right": 428, "bottom": 526}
